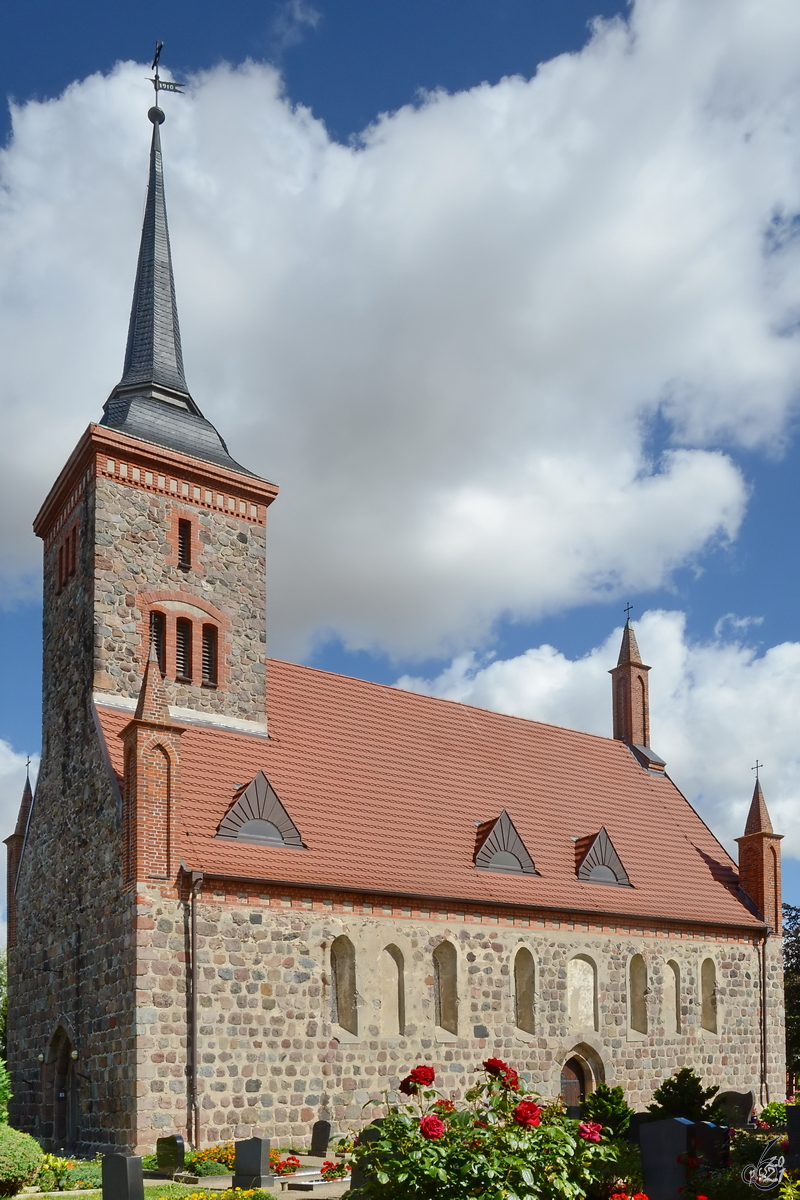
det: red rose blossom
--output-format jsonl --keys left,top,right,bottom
{"left": 419, "top": 1114, "right": 446, "bottom": 1140}
{"left": 483, "top": 1058, "right": 520, "bottom": 1089}
{"left": 399, "top": 1064, "right": 435, "bottom": 1094}
{"left": 432, "top": 1099, "right": 455, "bottom": 1113}
{"left": 513, "top": 1101, "right": 542, "bottom": 1128}
{"left": 484, "top": 1057, "right": 510, "bottom": 1076}
{"left": 578, "top": 1121, "right": 603, "bottom": 1143}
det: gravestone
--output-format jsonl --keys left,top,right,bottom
{"left": 692, "top": 1122, "right": 729, "bottom": 1169}
{"left": 102, "top": 1156, "right": 144, "bottom": 1200}
{"left": 310, "top": 1120, "right": 331, "bottom": 1158}
{"left": 717, "top": 1090, "right": 755, "bottom": 1129}
{"left": 156, "top": 1135, "right": 185, "bottom": 1176}
{"left": 233, "top": 1137, "right": 276, "bottom": 1189}
{"left": 350, "top": 1121, "right": 383, "bottom": 1192}
{"left": 627, "top": 1112, "right": 651, "bottom": 1144}
{"left": 786, "top": 1104, "right": 800, "bottom": 1170}
{"left": 639, "top": 1117, "right": 693, "bottom": 1200}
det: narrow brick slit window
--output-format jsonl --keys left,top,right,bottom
{"left": 176, "top": 618, "right": 192, "bottom": 682}
{"left": 202, "top": 625, "right": 218, "bottom": 686}
{"left": 150, "top": 611, "right": 166, "bottom": 675}
{"left": 178, "top": 519, "right": 192, "bottom": 569}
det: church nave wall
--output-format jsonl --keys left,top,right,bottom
{"left": 131, "top": 890, "right": 783, "bottom": 1151}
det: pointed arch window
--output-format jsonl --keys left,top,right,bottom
{"left": 380, "top": 945, "right": 405, "bottom": 1036}
{"left": 701, "top": 958, "right": 717, "bottom": 1033}
{"left": 567, "top": 955, "right": 598, "bottom": 1031}
{"left": 629, "top": 954, "right": 648, "bottom": 1035}
{"left": 514, "top": 947, "right": 535, "bottom": 1035}
{"left": 664, "top": 960, "right": 681, "bottom": 1034}
{"left": 433, "top": 941, "right": 458, "bottom": 1036}
{"left": 331, "top": 936, "right": 358, "bottom": 1036}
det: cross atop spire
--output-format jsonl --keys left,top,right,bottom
{"left": 101, "top": 44, "right": 253, "bottom": 476}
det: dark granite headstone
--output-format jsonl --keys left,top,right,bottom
{"left": 692, "top": 1122, "right": 729, "bottom": 1169}
{"left": 310, "top": 1120, "right": 331, "bottom": 1158}
{"left": 717, "top": 1090, "right": 755, "bottom": 1129}
{"left": 639, "top": 1117, "right": 693, "bottom": 1200}
{"left": 785, "top": 1105, "right": 800, "bottom": 1170}
{"left": 156, "top": 1135, "right": 185, "bottom": 1176}
{"left": 233, "top": 1137, "right": 276, "bottom": 1189}
{"left": 102, "top": 1156, "right": 144, "bottom": 1200}
{"left": 349, "top": 1121, "right": 384, "bottom": 1192}
{"left": 627, "top": 1112, "right": 651, "bottom": 1144}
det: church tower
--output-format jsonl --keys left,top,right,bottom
{"left": 33, "top": 104, "right": 277, "bottom": 738}
{"left": 8, "top": 84, "right": 276, "bottom": 1151}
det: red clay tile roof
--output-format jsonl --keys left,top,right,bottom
{"left": 95, "top": 657, "right": 762, "bottom": 929}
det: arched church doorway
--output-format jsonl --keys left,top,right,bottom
{"left": 47, "top": 1027, "right": 77, "bottom": 1150}
{"left": 560, "top": 1056, "right": 587, "bottom": 1118}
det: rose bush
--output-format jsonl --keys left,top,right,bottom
{"left": 349, "top": 1059, "right": 622, "bottom": 1199}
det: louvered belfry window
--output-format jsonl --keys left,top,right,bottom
{"left": 176, "top": 618, "right": 192, "bottom": 681}
{"left": 202, "top": 625, "right": 218, "bottom": 686}
{"left": 150, "top": 611, "right": 166, "bottom": 674}
{"left": 178, "top": 519, "right": 191, "bottom": 569}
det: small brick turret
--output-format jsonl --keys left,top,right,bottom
{"left": 119, "top": 640, "right": 185, "bottom": 886}
{"left": 4, "top": 773, "right": 33, "bottom": 951}
{"left": 736, "top": 777, "right": 783, "bottom": 933}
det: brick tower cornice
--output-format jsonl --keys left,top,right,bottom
{"left": 34, "top": 423, "right": 278, "bottom": 546}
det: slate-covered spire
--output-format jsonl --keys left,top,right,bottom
{"left": 116, "top": 107, "right": 190, "bottom": 404}
{"left": 101, "top": 102, "right": 252, "bottom": 475}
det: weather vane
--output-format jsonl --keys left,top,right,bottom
{"left": 624, "top": 602, "right": 633, "bottom": 621}
{"left": 148, "top": 41, "right": 185, "bottom": 99}
{"left": 752, "top": 760, "right": 763, "bottom": 780}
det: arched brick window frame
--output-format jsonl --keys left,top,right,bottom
{"left": 138, "top": 590, "right": 230, "bottom": 688}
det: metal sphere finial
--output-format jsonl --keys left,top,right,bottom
{"left": 148, "top": 106, "right": 166, "bottom": 125}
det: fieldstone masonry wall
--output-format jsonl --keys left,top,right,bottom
{"left": 93, "top": 475, "right": 267, "bottom": 724}
{"left": 9, "top": 480, "right": 137, "bottom": 1147}
{"left": 132, "top": 885, "right": 785, "bottom": 1152}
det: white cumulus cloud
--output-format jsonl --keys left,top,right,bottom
{"left": 1, "top": 1, "right": 800, "bottom": 655}
{"left": 397, "top": 609, "right": 800, "bottom": 861}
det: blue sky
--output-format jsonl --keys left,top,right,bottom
{"left": 2, "top": 0, "right": 800, "bottom": 904}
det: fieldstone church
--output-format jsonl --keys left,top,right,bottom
{"left": 5, "top": 95, "right": 785, "bottom": 1155}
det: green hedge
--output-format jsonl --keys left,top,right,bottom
{"left": 0, "top": 1126, "right": 43, "bottom": 1197}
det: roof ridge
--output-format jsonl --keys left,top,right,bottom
{"left": 266, "top": 657, "right": 628, "bottom": 748}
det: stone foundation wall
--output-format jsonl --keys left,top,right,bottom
{"left": 133, "top": 887, "right": 785, "bottom": 1152}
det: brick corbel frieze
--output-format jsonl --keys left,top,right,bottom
{"left": 119, "top": 715, "right": 186, "bottom": 889}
